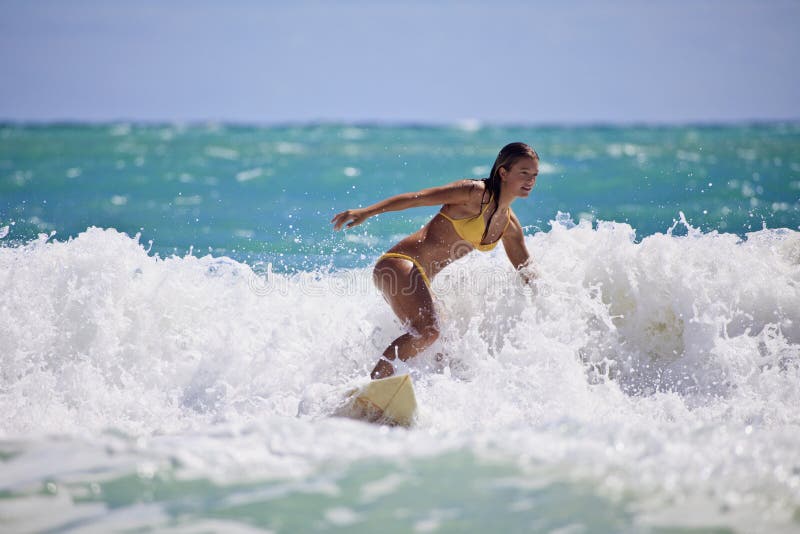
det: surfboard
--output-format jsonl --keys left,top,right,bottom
{"left": 334, "top": 374, "right": 417, "bottom": 427}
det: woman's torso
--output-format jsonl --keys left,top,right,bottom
{"left": 385, "top": 181, "right": 509, "bottom": 280}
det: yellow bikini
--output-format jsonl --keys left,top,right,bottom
{"left": 377, "top": 252, "right": 432, "bottom": 288}
{"left": 377, "top": 195, "right": 510, "bottom": 289}
{"left": 437, "top": 195, "right": 511, "bottom": 252}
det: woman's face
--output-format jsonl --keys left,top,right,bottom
{"left": 500, "top": 157, "right": 539, "bottom": 198}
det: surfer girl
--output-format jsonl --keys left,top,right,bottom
{"left": 332, "top": 142, "right": 539, "bottom": 379}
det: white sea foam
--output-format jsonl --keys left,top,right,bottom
{"left": 1, "top": 220, "right": 799, "bottom": 529}
{"left": 236, "top": 168, "right": 263, "bottom": 182}
{"left": 340, "top": 127, "right": 365, "bottom": 140}
{"left": 173, "top": 194, "right": 202, "bottom": 206}
{"left": 470, "top": 165, "right": 490, "bottom": 176}
{"left": 537, "top": 161, "right": 557, "bottom": 174}
{"left": 204, "top": 146, "right": 240, "bottom": 161}
{"left": 606, "top": 143, "right": 644, "bottom": 159}
{"left": 454, "top": 119, "right": 482, "bottom": 132}
{"left": 275, "top": 142, "right": 306, "bottom": 155}
{"left": 343, "top": 166, "right": 361, "bottom": 177}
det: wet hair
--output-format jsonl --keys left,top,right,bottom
{"left": 480, "top": 142, "right": 539, "bottom": 242}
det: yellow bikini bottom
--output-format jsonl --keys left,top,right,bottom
{"left": 377, "top": 253, "right": 431, "bottom": 289}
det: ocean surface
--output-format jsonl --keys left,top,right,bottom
{"left": 1, "top": 122, "right": 799, "bottom": 533}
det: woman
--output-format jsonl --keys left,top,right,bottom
{"left": 332, "top": 142, "right": 539, "bottom": 379}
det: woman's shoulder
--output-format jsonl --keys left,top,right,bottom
{"left": 449, "top": 178, "right": 487, "bottom": 202}
{"left": 439, "top": 179, "right": 487, "bottom": 216}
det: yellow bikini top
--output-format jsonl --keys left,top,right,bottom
{"left": 438, "top": 194, "right": 511, "bottom": 252}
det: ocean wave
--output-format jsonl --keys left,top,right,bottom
{"left": 1, "top": 219, "right": 799, "bottom": 526}
{"left": 2, "top": 220, "right": 798, "bottom": 431}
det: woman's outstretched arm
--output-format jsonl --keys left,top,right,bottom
{"left": 331, "top": 179, "right": 478, "bottom": 230}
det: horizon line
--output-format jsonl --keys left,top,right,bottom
{"left": 2, "top": 117, "right": 800, "bottom": 130}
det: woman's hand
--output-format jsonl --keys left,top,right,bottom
{"left": 331, "top": 208, "right": 370, "bottom": 230}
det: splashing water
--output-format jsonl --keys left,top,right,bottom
{"left": 1, "top": 213, "right": 799, "bottom": 531}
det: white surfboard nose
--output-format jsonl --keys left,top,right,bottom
{"left": 334, "top": 374, "right": 417, "bottom": 427}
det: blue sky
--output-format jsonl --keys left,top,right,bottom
{"left": 1, "top": 0, "right": 798, "bottom": 124}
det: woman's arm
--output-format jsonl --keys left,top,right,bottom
{"left": 502, "top": 210, "right": 537, "bottom": 284}
{"left": 331, "top": 179, "right": 478, "bottom": 231}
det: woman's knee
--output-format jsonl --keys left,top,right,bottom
{"left": 412, "top": 321, "right": 440, "bottom": 346}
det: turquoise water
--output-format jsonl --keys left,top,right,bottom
{"left": 2, "top": 122, "right": 798, "bottom": 266}
{"left": 1, "top": 122, "right": 799, "bottom": 533}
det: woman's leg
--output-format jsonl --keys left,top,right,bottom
{"left": 371, "top": 257, "right": 439, "bottom": 379}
